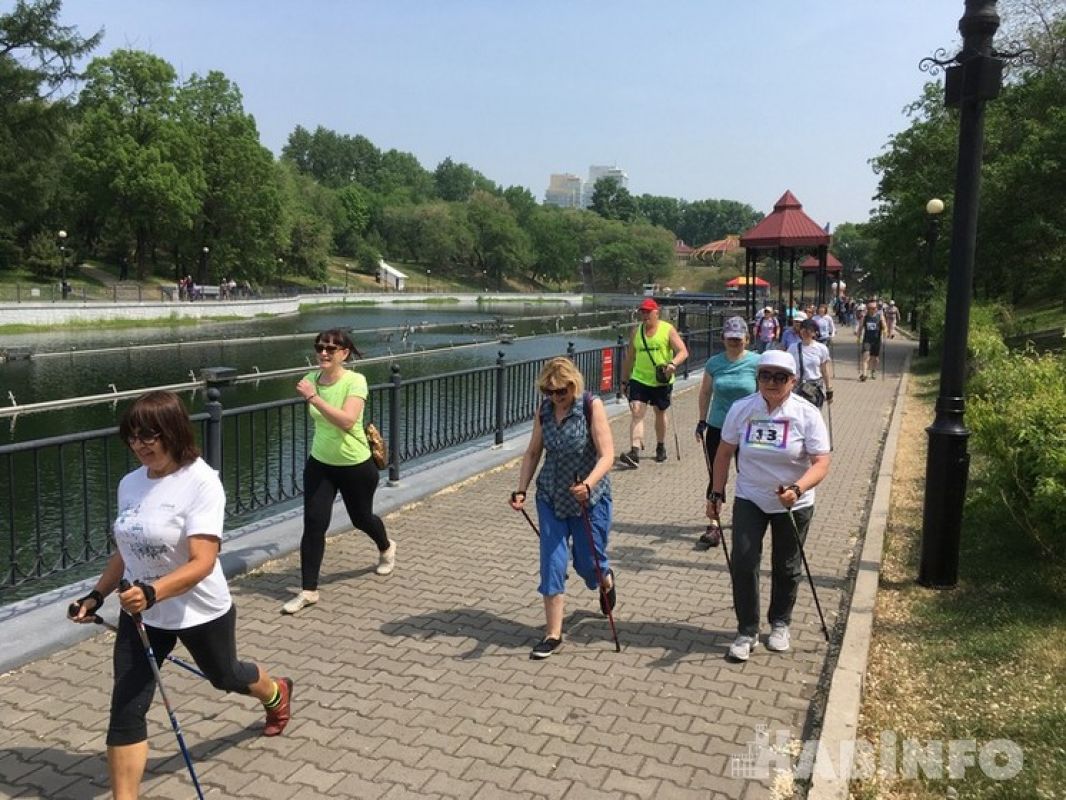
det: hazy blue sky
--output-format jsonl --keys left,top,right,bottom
{"left": 61, "top": 1, "right": 967, "bottom": 231}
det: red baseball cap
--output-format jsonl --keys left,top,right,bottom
{"left": 639, "top": 298, "right": 659, "bottom": 312}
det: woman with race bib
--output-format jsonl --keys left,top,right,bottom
{"left": 708, "top": 350, "right": 831, "bottom": 662}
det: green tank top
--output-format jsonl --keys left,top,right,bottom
{"left": 631, "top": 321, "right": 675, "bottom": 385}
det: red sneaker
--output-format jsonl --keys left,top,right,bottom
{"left": 262, "top": 677, "right": 293, "bottom": 736}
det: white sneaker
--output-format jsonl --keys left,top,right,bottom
{"left": 281, "top": 590, "right": 318, "bottom": 615}
{"left": 767, "top": 622, "right": 791, "bottom": 652}
{"left": 375, "top": 541, "right": 397, "bottom": 576}
{"left": 728, "top": 634, "right": 759, "bottom": 662}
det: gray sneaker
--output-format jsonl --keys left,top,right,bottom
{"left": 767, "top": 622, "right": 791, "bottom": 652}
{"left": 728, "top": 634, "right": 759, "bottom": 662}
{"left": 619, "top": 449, "right": 639, "bottom": 468}
{"left": 281, "top": 590, "right": 319, "bottom": 615}
{"left": 375, "top": 541, "right": 397, "bottom": 575}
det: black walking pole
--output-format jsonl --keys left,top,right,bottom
{"left": 776, "top": 500, "right": 830, "bottom": 642}
{"left": 826, "top": 395, "right": 834, "bottom": 452}
{"left": 512, "top": 493, "right": 540, "bottom": 538}
{"left": 575, "top": 474, "right": 621, "bottom": 652}
{"left": 697, "top": 431, "right": 734, "bottom": 577}
{"left": 118, "top": 580, "right": 206, "bottom": 800}
{"left": 671, "top": 409, "right": 681, "bottom": 461}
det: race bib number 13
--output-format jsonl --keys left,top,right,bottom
{"left": 744, "top": 418, "right": 790, "bottom": 449}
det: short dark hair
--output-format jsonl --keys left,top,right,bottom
{"left": 315, "top": 328, "right": 363, "bottom": 359}
{"left": 800, "top": 319, "right": 819, "bottom": 333}
{"left": 119, "top": 390, "right": 200, "bottom": 467}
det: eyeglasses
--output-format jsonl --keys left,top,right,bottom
{"left": 757, "top": 371, "right": 792, "bottom": 385}
{"left": 314, "top": 344, "right": 343, "bottom": 354}
{"left": 543, "top": 386, "right": 570, "bottom": 398}
{"left": 127, "top": 432, "right": 161, "bottom": 446}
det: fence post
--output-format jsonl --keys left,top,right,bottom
{"left": 388, "top": 363, "right": 401, "bottom": 485}
{"left": 615, "top": 333, "right": 626, "bottom": 402}
{"left": 204, "top": 387, "right": 223, "bottom": 470}
{"left": 495, "top": 350, "right": 505, "bottom": 446}
{"left": 678, "top": 306, "right": 690, "bottom": 379}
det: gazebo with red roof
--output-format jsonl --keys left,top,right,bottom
{"left": 799, "top": 253, "right": 843, "bottom": 301}
{"left": 738, "top": 191, "right": 831, "bottom": 325}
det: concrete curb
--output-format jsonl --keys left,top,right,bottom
{"left": 807, "top": 354, "right": 911, "bottom": 797}
{"left": 0, "top": 380, "right": 677, "bottom": 675}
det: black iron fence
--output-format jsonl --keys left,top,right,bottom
{"left": 0, "top": 320, "right": 722, "bottom": 600}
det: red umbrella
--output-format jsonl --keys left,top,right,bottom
{"left": 725, "top": 276, "right": 770, "bottom": 287}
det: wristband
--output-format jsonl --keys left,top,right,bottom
{"left": 77, "top": 589, "right": 105, "bottom": 612}
{"left": 134, "top": 581, "right": 157, "bottom": 609}
{"left": 583, "top": 482, "right": 592, "bottom": 496}
{"left": 786, "top": 483, "right": 803, "bottom": 499}
{"left": 307, "top": 393, "right": 317, "bottom": 402}
{"left": 709, "top": 491, "right": 726, "bottom": 503}
{"left": 511, "top": 490, "right": 526, "bottom": 502}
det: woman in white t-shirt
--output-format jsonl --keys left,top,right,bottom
{"left": 786, "top": 319, "right": 834, "bottom": 408}
{"left": 708, "top": 350, "right": 832, "bottom": 662}
{"left": 69, "top": 391, "right": 293, "bottom": 798}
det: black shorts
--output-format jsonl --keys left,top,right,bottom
{"left": 627, "top": 379, "right": 673, "bottom": 411}
{"left": 862, "top": 339, "right": 882, "bottom": 357}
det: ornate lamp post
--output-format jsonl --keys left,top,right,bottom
{"left": 57, "top": 229, "right": 67, "bottom": 281}
{"left": 426, "top": 269, "right": 431, "bottom": 292}
{"left": 917, "top": 198, "right": 944, "bottom": 357}
{"left": 918, "top": 0, "right": 1029, "bottom": 588}
{"left": 345, "top": 263, "right": 350, "bottom": 291}
{"left": 199, "top": 246, "right": 210, "bottom": 285}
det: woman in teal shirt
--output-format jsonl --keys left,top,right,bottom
{"left": 282, "top": 329, "right": 395, "bottom": 614}
{"left": 695, "top": 317, "right": 759, "bottom": 545}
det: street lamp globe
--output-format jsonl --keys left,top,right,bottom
{"left": 926, "top": 198, "right": 945, "bottom": 216}
{"left": 58, "top": 230, "right": 67, "bottom": 241}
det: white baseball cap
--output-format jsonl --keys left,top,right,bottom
{"left": 757, "top": 350, "right": 796, "bottom": 375}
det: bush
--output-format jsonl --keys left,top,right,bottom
{"left": 968, "top": 344, "right": 1066, "bottom": 561}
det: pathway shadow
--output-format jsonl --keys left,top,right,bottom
{"left": 380, "top": 606, "right": 733, "bottom": 668}
{"left": 3, "top": 726, "right": 259, "bottom": 799}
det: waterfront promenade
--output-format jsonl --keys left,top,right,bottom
{"left": 0, "top": 341, "right": 911, "bottom": 799}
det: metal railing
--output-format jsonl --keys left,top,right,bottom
{"left": 0, "top": 318, "right": 723, "bottom": 599}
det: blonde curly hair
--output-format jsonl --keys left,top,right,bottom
{"left": 537, "top": 356, "right": 585, "bottom": 396}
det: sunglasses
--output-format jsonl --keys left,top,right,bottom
{"left": 757, "top": 371, "right": 792, "bottom": 385}
{"left": 127, "top": 431, "right": 161, "bottom": 446}
{"left": 543, "top": 386, "right": 570, "bottom": 398}
{"left": 314, "top": 343, "right": 343, "bottom": 354}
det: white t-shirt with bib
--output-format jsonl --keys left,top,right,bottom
{"left": 113, "top": 457, "right": 230, "bottom": 630}
{"left": 720, "top": 392, "right": 831, "bottom": 514}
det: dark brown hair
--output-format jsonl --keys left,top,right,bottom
{"left": 119, "top": 390, "right": 200, "bottom": 467}
{"left": 315, "top": 328, "right": 363, "bottom": 358}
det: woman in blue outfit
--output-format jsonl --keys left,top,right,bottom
{"left": 510, "top": 357, "right": 615, "bottom": 659}
{"left": 695, "top": 316, "right": 759, "bottom": 545}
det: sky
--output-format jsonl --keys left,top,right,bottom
{"left": 58, "top": 1, "right": 968, "bottom": 231}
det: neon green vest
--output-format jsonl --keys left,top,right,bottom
{"left": 632, "top": 321, "right": 675, "bottom": 385}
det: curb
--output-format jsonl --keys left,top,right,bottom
{"left": 807, "top": 353, "right": 911, "bottom": 797}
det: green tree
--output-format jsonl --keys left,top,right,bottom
{"left": 71, "top": 50, "right": 203, "bottom": 279}
{"left": 178, "top": 70, "right": 283, "bottom": 283}
{"left": 0, "top": 0, "right": 101, "bottom": 261}
{"left": 465, "top": 190, "right": 532, "bottom": 288}
{"left": 636, "top": 194, "right": 682, "bottom": 234}
{"left": 434, "top": 157, "right": 495, "bottom": 202}
{"left": 678, "top": 198, "right": 762, "bottom": 246}
{"left": 590, "top": 177, "right": 637, "bottom": 222}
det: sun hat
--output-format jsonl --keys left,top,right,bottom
{"left": 722, "top": 316, "right": 748, "bottom": 338}
{"left": 793, "top": 311, "right": 808, "bottom": 322}
{"left": 757, "top": 350, "right": 796, "bottom": 375}
{"left": 639, "top": 298, "right": 659, "bottom": 311}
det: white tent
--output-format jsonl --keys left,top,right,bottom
{"left": 378, "top": 260, "right": 408, "bottom": 291}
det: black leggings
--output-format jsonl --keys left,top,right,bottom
{"left": 702, "top": 426, "right": 739, "bottom": 500}
{"left": 302, "top": 456, "right": 389, "bottom": 590}
{"left": 108, "top": 605, "right": 258, "bottom": 746}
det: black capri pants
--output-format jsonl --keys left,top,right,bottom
{"left": 301, "top": 455, "right": 389, "bottom": 590}
{"left": 108, "top": 604, "right": 258, "bottom": 746}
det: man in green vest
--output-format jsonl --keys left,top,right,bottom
{"left": 619, "top": 298, "right": 689, "bottom": 466}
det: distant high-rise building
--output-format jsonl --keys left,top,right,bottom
{"left": 582, "top": 165, "right": 628, "bottom": 208}
{"left": 544, "top": 173, "right": 584, "bottom": 208}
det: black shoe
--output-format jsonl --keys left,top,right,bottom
{"left": 699, "top": 523, "right": 722, "bottom": 547}
{"left": 530, "top": 637, "right": 562, "bottom": 659}
{"left": 598, "top": 569, "right": 617, "bottom": 615}
{"left": 654, "top": 443, "right": 667, "bottom": 463}
{"left": 619, "top": 449, "right": 639, "bottom": 468}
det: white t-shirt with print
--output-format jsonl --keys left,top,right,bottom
{"left": 114, "top": 457, "right": 231, "bottom": 630}
{"left": 721, "top": 392, "right": 831, "bottom": 514}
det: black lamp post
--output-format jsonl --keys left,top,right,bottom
{"left": 199, "top": 246, "right": 210, "bottom": 285}
{"left": 583, "top": 255, "right": 594, "bottom": 304}
{"left": 345, "top": 263, "right": 350, "bottom": 292}
{"left": 917, "top": 198, "right": 944, "bottom": 357}
{"left": 426, "top": 269, "right": 431, "bottom": 292}
{"left": 57, "top": 229, "right": 67, "bottom": 282}
{"left": 918, "top": 0, "right": 1015, "bottom": 588}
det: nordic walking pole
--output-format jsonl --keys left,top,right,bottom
{"left": 70, "top": 608, "right": 208, "bottom": 680}
{"left": 575, "top": 473, "right": 621, "bottom": 653}
{"left": 774, "top": 497, "right": 830, "bottom": 642}
{"left": 697, "top": 431, "right": 734, "bottom": 575}
{"left": 826, "top": 394, "right": 834, "bottom": 452}
{"left": 671, "top": 409, "right": 681, "bottom": 461}
{"left": 118, "top": 580, "right": 206, "bottom": 800}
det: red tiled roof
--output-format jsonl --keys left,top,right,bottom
{"left": 692, "top": 234, "right": 741, "bottom": 256}
{"left": 798, "top": 254, "right": 843, "bottom": 273}
{"left": 739, "top": 191, "right": 830, "bottom": 248}
{"left": 674, "top": 240, "right": 695, "bottom": 255}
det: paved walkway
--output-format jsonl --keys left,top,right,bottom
{"left": 0, "top": 340, "right": 912, "bottom": 799}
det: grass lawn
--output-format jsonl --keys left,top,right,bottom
{"left": 852, "top": 367, "right": 1066, "bottom": 799}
